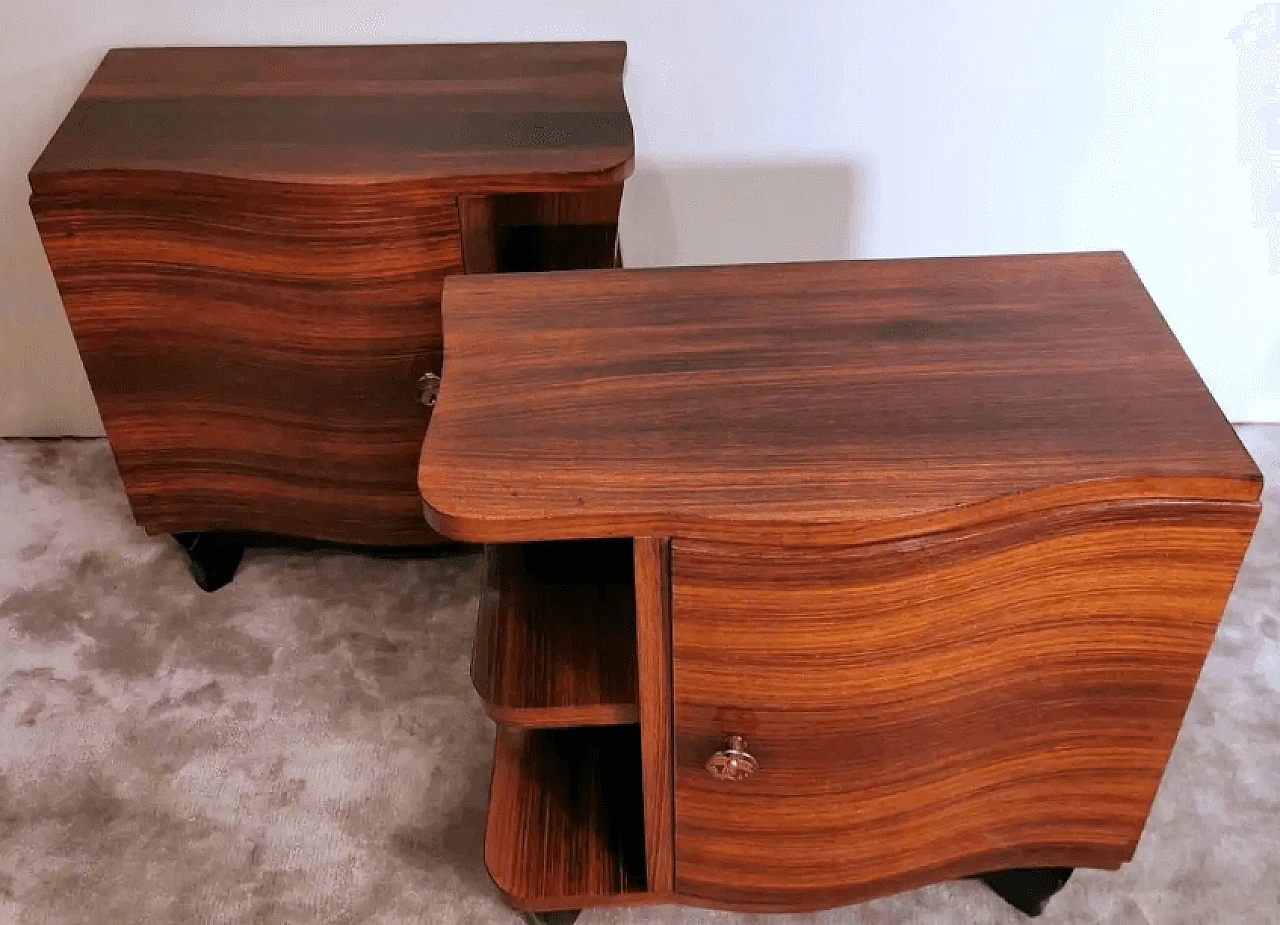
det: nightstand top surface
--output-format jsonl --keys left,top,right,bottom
{"left": 30, "top": 43, "right": 633, "bottom": 190}
{"left": 419, "top": 253, "right": 1261, "bottom": 544}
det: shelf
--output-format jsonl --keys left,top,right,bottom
{"left": 460, "top": 189, "right": 623, "bottom": 275}
{"left": 486, "top": 725, "right": 648, "bottom": 910}
{"left": 493, "top": 189, "right": 623, "bottom": 272}
{"left": 496, "top": 224, "right": 620, "bottom": 271}
{"left": 472, "top": 540, "right": 639, "bottom": 728}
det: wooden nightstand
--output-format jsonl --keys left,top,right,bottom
{"left": 29, "top": 42, "right": 632, "bottom": 589}
{"left": 418, "top": 254, "right": 1262, "bottom": 920}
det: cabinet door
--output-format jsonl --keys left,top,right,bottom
{"left": 33, "top": 175, "right": 462, "bottom": 544}
{"left": 670, "top": 501, "right": 1255, "bottom": 912}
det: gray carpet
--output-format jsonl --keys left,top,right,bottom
{"left": 0, "top": 429, "right": 1277, "bottom": 925}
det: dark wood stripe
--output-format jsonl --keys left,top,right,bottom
{"left": 32, "top": 43, "right": 633, "bottom": 188}
{"left": 85, "top": 43, "right": 629, "bottom": 97}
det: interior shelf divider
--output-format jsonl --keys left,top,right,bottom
{"left": 471, "top": 539, "right": 639, "bottom": 728}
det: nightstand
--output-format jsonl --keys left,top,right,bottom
{"left": 29, "top": 41, "right": 633, "bottom": 589}
{"left": 419, "top": 254, "right": 1261, "bottom": 919}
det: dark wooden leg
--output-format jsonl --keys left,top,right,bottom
{"left": 979, "top": 868, "right": 1074, "bottom": 917}
{"left": 523, "top": 913, "right": 580, "bottom": 925}
{"left": 173, "top": 532, "right": 245, "bottom": 592}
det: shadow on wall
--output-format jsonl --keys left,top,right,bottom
{"left": 619, "top": 162, "right": 863, "bottom": 268}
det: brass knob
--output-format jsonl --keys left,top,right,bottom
{"left": 706, "top": 735, "right": 758, "bottom": 781}
{"left": 418, "top": 372, "right": 441, "bottom": 407}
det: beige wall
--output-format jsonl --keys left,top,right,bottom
{"left": 3, "top": 1, "right": 1278, "bottom": 435}
{"left": 2, "top": 36, "right": 104, "bottom": 435}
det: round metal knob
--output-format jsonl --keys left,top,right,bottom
{"left": 706, "top": 735, "right": 758, "bottom": 781}
{"left": 418, "top": 371, "right": 441, "bottom": 407}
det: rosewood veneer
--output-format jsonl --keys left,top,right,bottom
{"left": 29, "top": 42, "right": 633, "bottom": 589}
{"left": 419, "top": 253, "right": 1261, "bottom": 920}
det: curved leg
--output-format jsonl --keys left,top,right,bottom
{"left": 524, "top": 912, "right": 580, "bottom": 925}
{"left": 173, "top": 532, "right": 245, "bottom": 592}
{"left": 980, "top": 868, "right": 1074, "bottom": 917}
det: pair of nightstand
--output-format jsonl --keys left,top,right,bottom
{"left": 32, "top": 44, "right": 1262, "bottom": 922}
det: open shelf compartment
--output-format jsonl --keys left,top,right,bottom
{"left": 490, "top": 189, "right": 622, "bottom": 272}
{"left": 472, "top": 539, "right": 639, "bottom": 728}
{"left": 486, "top": 725, "right": 648, "bottom": 910}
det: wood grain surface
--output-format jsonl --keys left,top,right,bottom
{"left": 471, "top": 541, "right": 638, "bottom": 727}
{"left": 668, "top": 499, "right": 1259, "bottom": 910}
{"left": 30, "top": 43, "right": 633, "bottom": 189}
{"left": 31, "top": 42, "right": 632, "bottom": 546}
{"left": 420, "top": 254, "right": 1261, "bottom": 545}
{"left": 486, "top": 725, "right": 648, "bottom": 911}
{"left": 457, "top": 196, "right": 500, "bottom": 274}
{"left": 34, "top": 174, "right": 461, "bottom": 544}
{"left": 634, "top": 537, "right": 675, "bottom": 893}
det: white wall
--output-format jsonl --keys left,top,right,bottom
{"left": 2, "top": 0, "right": 1278, "bottom": 433}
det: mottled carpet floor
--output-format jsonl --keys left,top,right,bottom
{"left": 1, "top": 430, "right": 1278, "bottom": 925}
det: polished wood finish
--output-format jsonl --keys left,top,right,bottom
{"left": 36, "top": 176, "right": 461, "bottom": 544}
{"left": 669, "top": 500, "right": 1257, "bottom": 910}
{"left": 633, "top": 538, "right": 675, "bottom": 893}
{"left": 31, "top": 43, "right": 632, "bottom": 550}
{"left": 486, "top": 726, "right": 648, "bottom": 911}
{"left": 425, "top": 254, "right": 1261, "bottom": 917}
{"left": 30, "top": 44, "right": 633, "bottom": 189}
{"left": 420, "top": 254, "right": 1260, "bottom": 544}
{"left": 472, "top": 541, "right": 638, "bottom": 728}
{"left": 458, "top": 196, "right": 500, "bottom": 274}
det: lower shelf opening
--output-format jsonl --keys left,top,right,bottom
{"left": 486, "top": 724, "right": 648, "bottom": 910}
